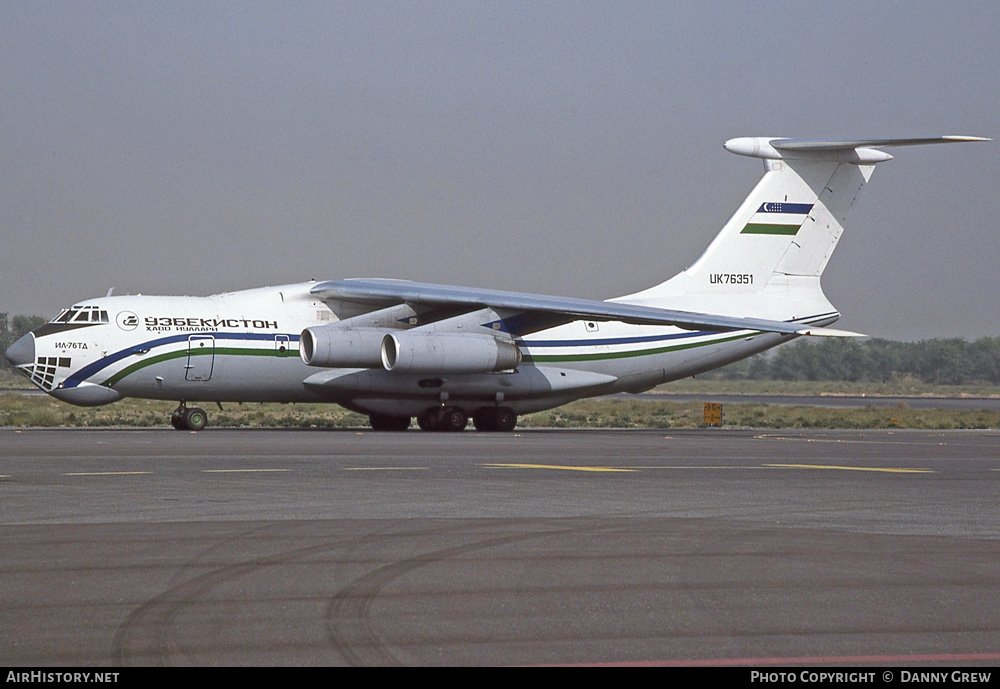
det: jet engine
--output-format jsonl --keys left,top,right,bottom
{"left": 299, "top": 326, "right": 385, "bottom": 368}
{"left": 381, "top": 331, "right": 522, "bottom": 374}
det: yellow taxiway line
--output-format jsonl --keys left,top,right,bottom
{"left": 765, "top": 463, "right": 934, "bottom": 474}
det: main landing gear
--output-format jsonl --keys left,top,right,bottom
{"left": 170, "top": 402, "right": 208, "bottom": 431}
{"left": 472, "top": 406, "right": 517, "bottom": 432}
{"left": 416, "top": 406, "right": 469, "bottom": 433}
{"left": 368, "top": 406, "right": 516, "bottom": 433}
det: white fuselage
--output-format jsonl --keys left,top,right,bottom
{"left": 20, "top": 281, "right": 797, "bottom": 417}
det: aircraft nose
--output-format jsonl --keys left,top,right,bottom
{"left": 5, "top": 332, "right": 35, "bottom": 368}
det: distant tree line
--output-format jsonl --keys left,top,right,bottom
{"left": 0, "top": 313, "right": 46, "bottom": 373}
{"left": 704, "top": 337, "right": 1000, "bottom": 386}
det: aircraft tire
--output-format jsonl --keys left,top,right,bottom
{"left": 440, "top": 407, "right": 467, "bottom": 433}
{"left": 472, "top": 408, "right": 495, "bottom": 432}
{"left": 183, "top": 407, "right": 208, "bottom": 432}
{"left": 417, "top": 410, "right": 439, "bottom": 432}
{"left": 170, "top": 412, "right": 184, "bottom": 430}
{"left": 369, "top": 414, "right": 410, "bottom": 431}
{"left": 492, "top": 407, "right": 517, "bottom": 432}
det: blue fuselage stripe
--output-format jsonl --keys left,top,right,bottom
{"left": 63, "top": 332, "right": 301, "bottom": 388}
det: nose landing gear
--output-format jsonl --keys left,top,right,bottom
{"left": 170, "top": 402, "right": 208, "bottom": 431}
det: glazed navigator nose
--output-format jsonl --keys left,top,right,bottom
{"left": 4, "top": 332, "right": 34, "bottom": 368}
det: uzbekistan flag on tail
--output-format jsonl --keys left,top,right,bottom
{"left": 741, "top": 202, "right": 814, "bottom": 235}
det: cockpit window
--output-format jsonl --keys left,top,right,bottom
{"left": 50, "top": 306, "right": 109, "bottom": 324}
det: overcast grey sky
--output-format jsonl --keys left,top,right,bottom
{"left": 2, "top": 1, "right": 997, "bottom": 340}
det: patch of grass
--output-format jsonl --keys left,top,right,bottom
{"left": 2, "top": 393, "right": 999, "bottom": 430}
{"left": 0, "top": 370, "right": 33, "bottom": 389}
{"left": 522, "top": 398, "right": 1000, "bottom": 430}
{"left": 656, "top": 377, "right": 1000, "bottom": 398}
{"left": 0, "top": 395, "right": 368, "bottom": 429}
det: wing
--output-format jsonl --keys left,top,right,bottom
{"left": 310, "top": 278, "right": 863, "bottom": 337}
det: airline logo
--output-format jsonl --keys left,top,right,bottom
{"left": 116, "top": 311, "right": 139, "bottom": 331}
{"left": 741, "top": 202, "right": 814, "bottom": 235}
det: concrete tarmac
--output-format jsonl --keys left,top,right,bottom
{"left": 1, "top": 428, "right": 999, "bottom": 666}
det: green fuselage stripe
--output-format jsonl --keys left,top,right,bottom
{"left": 101, "top": 347, "right": 289, "bottom": 386}
{"left": 522, "top": 331, "right": 754, "bottom": 363}
{"left": 98, "top": 329, "right": 789, "bottom": 385}
{"left": 740, "top": 223, "right": 800, "bottom": 235}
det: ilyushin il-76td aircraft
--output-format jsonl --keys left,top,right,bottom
{"left": 5, "top": 136, "right": 988, "bottom": 431}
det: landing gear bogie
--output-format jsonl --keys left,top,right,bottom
{"left": 472, "top": 406, "right": 517, "bottom": 432}
{"left": 416, "top": 406, "right": 469, "bottom": 433}
{"left": 415, "top": 406, "right": 516, "bottom": 432}
{"left": 475, "top": 406, "right": 516, "bottom": 432}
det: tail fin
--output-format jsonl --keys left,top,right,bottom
{"left": 623, "top": 136, "right": 989, "bottom": 322}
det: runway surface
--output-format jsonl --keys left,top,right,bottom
{"left": 2, "top": 427, "right": 999, "bottom": 666}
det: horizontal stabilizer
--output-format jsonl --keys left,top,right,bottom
{"left": 773, "top": 136, "right": 990, "bottom": 150}
{"left": 724, "top": 136, "right": 989, "bottom": 162}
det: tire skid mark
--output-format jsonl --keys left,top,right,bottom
{"left": 324, "top": 518, "right": 629, "bottom": 666}
{"left": 112, "top": 523, "right": 366, "bottom": 666}
{"left": 111, "top": 520, "right": 497, "bottom": 666}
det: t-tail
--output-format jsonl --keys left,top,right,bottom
{"left": 620, "top": 136, "right": 989, "bottom": 329}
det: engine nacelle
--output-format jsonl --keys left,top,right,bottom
{"left": 381, "top": 331, "right": 522, "bottom": 374}
{"left": 299, "top": 325, "right": 385, "bottom": 368}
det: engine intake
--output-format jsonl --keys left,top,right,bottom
{"left": 299, "top": 326, "right": 385, "bottom": 368}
